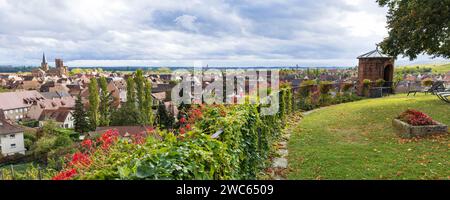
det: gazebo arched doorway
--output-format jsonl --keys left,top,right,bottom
{"left": 384, "top": 64, "right": 393, "bottom": 83}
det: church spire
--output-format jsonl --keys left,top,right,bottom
{"left": 42, "top": 52, "right": 47, "bottom": 64}
{"left": 41, "top": 52, "right": 49, "bottom": 71}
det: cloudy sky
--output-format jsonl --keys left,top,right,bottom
{"left": 0, "top": 0, "right": 447, "bottom": 67}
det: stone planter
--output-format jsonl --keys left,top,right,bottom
{"left": 392, "top": 119, "right": 448, "bottom": 139}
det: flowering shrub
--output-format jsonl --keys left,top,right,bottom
{"left": 52, "top": 129, "right": 122, "bottom": 180}
{"left": 52, "top": 169, "right": 77, "bottom": 180}
{"left": 397, "top": 109, "right": 437, "bottom": 126}
{"left": 97, "top": 129, "right": 120, "bottom": 150}
{"left": 69, "top": 152, "right": 91, "bottom": 167}
{"left": 52, "top": 86, "right": 289, "bottom": 180}
{"left": 52, "top": 102, "right": 283, "bottom": 180}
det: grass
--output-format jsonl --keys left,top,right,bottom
{"left": 287, "top": 94, "right": 449, "bottom": 180}
{"left": 0, "top": 87, "right": 11, "bottom": 93}
{"left": 0, "top": 162, "right": 34, "bottom": 173}
{"left": 396, "top": 63, "right": 450, "bottom": 74}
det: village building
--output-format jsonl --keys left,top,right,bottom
{"left": 38, "top": 108, "right": 74, "bottom": 129}
{"left": 20, "top": 76, "right": 41, "bottom": 90}
{"left": 0, "top": 111, "right": 26, "bottom": 156}
{"left": 27, "top": 92, "right": 75, "bottom": 120}
{"left": 107, "top": 78, "right": 127, "bottom": 108}
{"left": 0, "top": 91, "right": 45, "bottom": 121}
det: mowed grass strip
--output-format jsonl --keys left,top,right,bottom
{"left": 288, "top": 94, "right": 449, "bottom": 180}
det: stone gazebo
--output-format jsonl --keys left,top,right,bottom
{"left": 357, "top": 47, "right": 395, "bottom": 96}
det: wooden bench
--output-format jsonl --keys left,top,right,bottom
{"left": 407, "top": 81, "right": 446, "bottom": 96}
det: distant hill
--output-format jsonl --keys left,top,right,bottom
{"left": 396, "top": 63, "right": 450, "bottom": 74}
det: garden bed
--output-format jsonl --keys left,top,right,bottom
{"left": 392, "top": 119, "right": 448, "bottom": 139}
{"left": 393, "top": 109, "right": 448, "bottom": 139}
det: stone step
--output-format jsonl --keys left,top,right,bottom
{"left": 272, "top": 158, "right": 288, "bottom": 169}
{"left": 277, "top": 149, "right": 289, "bottom": 157}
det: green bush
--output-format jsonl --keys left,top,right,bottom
{"left": 375, "top": 79, "right": 386, "bottom": 87}
{"left": 362, "top": 79, "right": 371, "bottom": 96}
{"left": 53, "top": 135, "right": 73, "bottom": 149}
{"left": 319, "top": 81, "right": 333, "bottom": 105}
{"left": 341, "top": 82, "right": 353, "bottom": 94}
{"left": 21, "top": 120, "right": 39, "bottom": 128}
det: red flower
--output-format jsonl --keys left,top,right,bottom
{"left": 81, "top": 139, "right": 93, "bottom": 149}
{"left": 69, "top": 152, "right": 91, "bottom": 167}
{"left": 180, "top": 117, "right": 187, "bottom": 124}
{"left": 98, "top": 129, "right": 120, "bottom": 150}
{"left": 52, "top": 169, "right": 77, "bottom": 180}
{"left": 132, "top": 131, "right": 147, "bottom": 144}
{"left": 398, "top": 109, "right": 436, "bottom": 126}
{"left": 180, "top": 128, "right": 186, "bottom": 135}
{"left": 186, "top": 124, "right": 191, "bottom": 130}
{"left": 188, "top": 108, "right": 203, "bottom": 123}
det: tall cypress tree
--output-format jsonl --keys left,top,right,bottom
{"left": 126, "top": 76, "right": 136, "bottom": 108}
{"left": 143, "top": 79, "right": 154, "bottom": 125}
{"left": 134, "top": 69, "right": 145, "bottom": 122}
{"left": 73, "top": 94, "right": 90, "bottom": 133}
{"left": 88, "top": 78, "right": 100, "bottom": 130}
{"left": 98, "top": 77, "right": 112, "bottom": 126}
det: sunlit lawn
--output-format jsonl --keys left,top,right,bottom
{"left": 288, "top": 94, "right": 449, "bottom": 180}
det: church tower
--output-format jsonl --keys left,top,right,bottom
{"left": 41, "top": 53, "right": 49, "bottom": 71}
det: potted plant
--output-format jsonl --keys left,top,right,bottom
{"left": 362, "top": 79, "right": 371, "bottom": 97}
{"left": 375, "top": 79, "right": 386, "bottom": 87}
{"left": 392, "top": 109, "right": 448, "bottom": 138}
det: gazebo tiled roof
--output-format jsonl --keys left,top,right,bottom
{"left": 357, "top": 47, "right": 392, "bottom": 59}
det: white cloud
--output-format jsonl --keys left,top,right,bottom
{"left": 0, "top": 0, "right": 446, "bottom": 67}
{"left": 174, "top": 15, "right": 199, "bottom": 32}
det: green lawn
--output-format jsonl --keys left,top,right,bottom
{"left": 288, "top": 94, "right": 449, "bottom": 180}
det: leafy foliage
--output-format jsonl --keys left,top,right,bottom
{"left": 376, "top": 79, "right": 386, "bottom": 87}
{"left": 88, "top": 78, "right": 100, "bottom": 130}
{"left": 377, "top": 0, "right": 450, "bottom": 59}
{"left": 98, "top": 77, "right": 113, "bottom": 126}
{"left": 156, "top": 104, "right": 174, "bottom": 129}
{"left": 73, "top": 94, "right": 90, "bottom": 133}
{"left": 143, "top": 79, "right": 154, "bottom": 125}
{"left": 110, "top": 103, "right": 142, "bottom": 126}
{"left": 52, "top": 91, "right": 288, "bottom": 180}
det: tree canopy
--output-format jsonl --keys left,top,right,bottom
{"left": 377, "top": 0, "right": 450, "bottom": 59}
